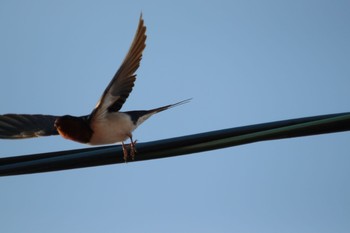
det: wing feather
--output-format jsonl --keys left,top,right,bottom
{"left": 91, "top": 15, "right": 147, "bottom": 121}
{"left": 0, "top": 114, "right": 59, "bottom": 139}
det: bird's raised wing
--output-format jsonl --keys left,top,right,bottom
{"left": 90, "top": 15, "right": 147, "bottom": 121}
{"left": 0, "top": 114, "right": 59, "bottom": 139}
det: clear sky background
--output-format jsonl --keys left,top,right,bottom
{"left": 0, "top": 1, "right": 349, "bottom": 232}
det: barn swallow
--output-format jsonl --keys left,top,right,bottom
{"left": 0, "top": 15, "right": 190, "bottom": 160}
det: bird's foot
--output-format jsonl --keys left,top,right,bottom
{"left": 130, "top": 139, "right": 138, "bottom": 160}
{"left": 122, "top": 142, "right": 129, "bottom": 162}
{"left": 121, "top": 140, "right": 138, "bottom": 162}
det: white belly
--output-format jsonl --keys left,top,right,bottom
{"left": 89, "top": 112, "right": 136, "bottom": 145}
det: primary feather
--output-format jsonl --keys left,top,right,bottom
{"left": 0, "top": 114, "right": 59, "bottom": 139}
{"left": 90, "top": 15, "right": 147, "bottom": 122}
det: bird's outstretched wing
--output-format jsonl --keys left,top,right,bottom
{"left": 91, "top": 15, "right": 147, "bottom": 121}
{"left": 0, "top": 114, "right": 59, "bottom": 139}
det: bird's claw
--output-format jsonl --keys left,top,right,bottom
{"left": 122, "top": 140, "right": 138, "bottom": 162}
{"left": 130, "top": 139, "right": 138, "bottom": 160}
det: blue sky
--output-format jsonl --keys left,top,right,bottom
{"left": 0, "top": 0, "right": 349, "bottom": 232}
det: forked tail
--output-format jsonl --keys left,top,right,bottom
{"left": 126, "top": 98, "right": 192, "bottom": 127}
{"left": 151, "top": 98, "right": 192, "bottom": 113}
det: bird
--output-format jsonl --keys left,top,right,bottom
{"left": 0, "top": 15, "right": 190, "bottom": 161}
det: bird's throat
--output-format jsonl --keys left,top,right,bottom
{"left": 55, "top": 116, "right": 93, "bottom": 144}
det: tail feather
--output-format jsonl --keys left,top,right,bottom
{"left": 151, "top": 98, "right": 192, "bottom": 114}
{"left": 125, "top": 99, "right": 191, "bottom": 127}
